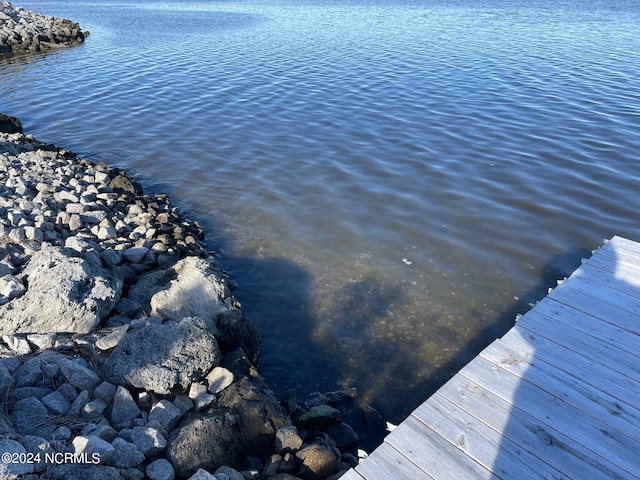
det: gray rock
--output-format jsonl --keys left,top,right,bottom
{"left": 67, "top": 389, "right": 90, "bottom": 417}
{"left": 20, "top": 435, "right": 55, "bottom": 473}
{"left": 10, "top": 397, "right": 54, "bottom": 436}
{"left": 0, "top": 247, "right": 123, "bottom": 335}
{"left": 0, "top": 364, "right": 13, "bottom": 397}
{"left": 275, "top": 426, "right": 304, "bottom": 454}
{"left": 14, "top": 357, "right": 42, "bottom": 387}
{"left": 130, "top": 426, "right": 166, "bottom": 456}
{"left": 50, "top": 464, "right": 124, "bottom": 480}
{"left": 59, "top": 358, "right": 101, "bottom": 391}
{"left": 0, "top": 439, "right": 34, "bottom": 476}
{"left": 122, "top": 246, "right": 149, "bottom": 264}
{"left": 206, "top": 366, "right": 234, "bottom": 394}
{"left": 0, "top": 274, "right": 25, "bottom": 304}
{"left": 326, "top": 422, "right": 359, "bottom": 451}
{"left": 109, "top": 437, "right": 145, "bottom": 468}
{"left": 298, "top": 405, "right": 341, "bottom": 430}
{"left": 214, "top": 466, "right": 244, "bottom": 480}
{"left": 71, "top": 435, "right": 115, "bottom": 465}
{"left": 102, "top": 317, "right": 220, "bottom": 394}
{"left": 148, "top": 399, "right": 182, "bottom": 432}
{"left": 188, "top": 382, "right": 216, "bottom": 410}
{"left": 111, "top": 386, "right": 141, "bottom": 429}
{"left": 296, "top": 443, "right": 340, "bottom": 480}
{"left": 146, "top": 458, "right": 176, "bottom": 480}
{"left": 26, "top": 333, "right": 56, "bottom": 350}
{"left": 2, "top": 334, "right": 31, "bottom": 354}
{"left": 41, "top": 390, "right": 71, "bottom": 415}
{"left": 95, "top": 326, "right": 128, "bottom": 351}
{"left": 187, "top": 470, "right": 217, "bottom": 480}
{"left": 82, "top": 398, "right": 109, "bottom": 420}
{"left": 93, "top": 381, "right": 117, "bottom": 399}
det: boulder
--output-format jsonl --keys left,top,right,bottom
{"left": 0, "top": 113, "right": 23, "bottom": 134}
{"left": 296, "top": 443, "right": 340, "bottom": 480}
{"left": 102, "top": 317, "right": 220, "bottom": 394}
{"left": 0, "top": 247, "right": 123, "bottom": 335}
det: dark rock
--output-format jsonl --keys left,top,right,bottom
{"left": 50, "top": 464, "right": 125, "bottom": 480}
{"left": 10, "top": 397, "right": 55, "bottom": 436}
{"left": 0, "top": 113, "right": 23, "bottom": 134}
{"left": 146, "top": 458, "right": 176, "bottom": 480}
{"left": 59, "top": 358, "right": 102, "bottom": 391}
{"left": 102, "top": 317, "right": 220, "bottom": 394}
{"left": 298, "top": 405, "right": 341, "bottom": 430}
{"left": 325, "top": 423, "right": 359, "bottom": 451}
{"left": 0, "top": 439, "right": 34, "bottom": 476}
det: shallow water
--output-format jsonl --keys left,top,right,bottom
{"left": 2, "top": 0, "right": 640, "bottom": 449}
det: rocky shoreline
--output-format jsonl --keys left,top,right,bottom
{"left": 0, "top": 114, "right": 365, "bottom": 480}
{"left": 0, "top": 1, "right": 87, "bottom": 55}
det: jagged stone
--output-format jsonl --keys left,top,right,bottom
{"left": 0, "top": 247, "right": 123, "bottom": 335}
{"left": 102, "top": 317, "right": 220, "bottom": 394}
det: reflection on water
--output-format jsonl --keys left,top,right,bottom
{"left": 2, "top": 0, "right": 640, "bottom": 448}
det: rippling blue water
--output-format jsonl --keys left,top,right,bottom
{"left": 2, "top": 0, "right": 640, "bottom": 448}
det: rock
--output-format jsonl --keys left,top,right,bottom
{"left": 187, "top": 469, "right": 217, "bottom": 480}
{"left": 0, "top": 364, "right": 14, "bottom": 397}
{"left": 275, "top": 426, "right": 304, "bottom": 454}
{"left": 325, "top": 423, "right": 359, "bottom": 451}
{"left": 2, "top": 335, "right": 31, "bottom": 355}
{"left": 206, "top": 366, "right": 234, "bottom": 394}
{"left": 0, "top": 439, "right": 34, "bottom": 476}
{"left": 102, "top": 317, "right": 221, "bottom": 394}
{"left": 59, "top": 358, "right": 101, "bottom": 391}
{"left": 95, "top": 326, "right": 128, "bottom": 351}
{"left": 0, "top": 274, "right": 25, "bottom": 304}
{"left": 166, "top": 408, "right": 239, "bottom": 477}
{"left": 67, "top": 389, "right": 90, "bottom": 417}
{"left": 0, "top": 113, "right": 23, "bottom": 133}
{"left": 111, "top": 386, "right": 141, "bottom": 429}
{"left": 71, "top": 435, "right": 115, "bottom": 465}
{"left": 0, "top": 247, "right": 123, "bottom": 335}
{"left": 81, "top": 398, "right": 109, "bottom": 420}
{"left": 361, "top": 403, "right": 383, "bottom": 428}
{"left": 188, "top": 382, "right": 216, "bottom": 410}
{"left": 13, "top": 357, "right": 42, "bottom": 387}
{"left": 148, "top": 399, "right": 182, "bottom": 432}
{"left": 110, "top": 437, "right": 145, "bottom": 468}
{"left": 93, "top": 381, "right": 117, "bottom": 399}
{"left": 261, "top": 454, "right": 281, "bottom": 477}
{"left": 296, "top": 444, "right": 340, "bottom": 480}
{"left": 10, "top": 397, "right": 54, "bottom": 436}
{"left": 130, "top": 426, "right": 166, "bottom": 457}
{"left": 50, "top": 464, "right": 124, "bottom": 480}
{"left": 20, "top": 435, "right": 55, "bottom": 473}
{"left": 127, "top": 256, "right": 242, "bottom": 336}
{"left": 41, "top": 390, "right": 71, "bottom": 415}
{"left": 147, "top": 458, "right": 176, "bottom": 480}
{"left": 298, "top": 405, "right": 341, "bottom": 430}
{"left": 214, "top": 466, "right": 244, "bottom": 480}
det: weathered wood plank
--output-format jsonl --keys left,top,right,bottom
{"left": 411, "top": 394, "right": 566, "bottom": 480}
{"left": 353, "top": 442, "right": 434, "bottom": 480}
{"left": 520, "top": 297, "right": 640, "bottom": 360}
{"left": 565, "top": 261, "right": 640, "bottom": 301}
{"left": 480, "top": 337, "right": 640, "bottom": 442}
{"left": 516, "top": 310, "right": 640, "bottom": 379}
{"left": 338, "top": 469, "right": 367, "bottom": 480}
{"left": 498, "top": 327, "right": 640, "bottom": 412}
{"left": 546, "top": 284, "right": 639, "bottom": 334}
{"left": 386, "top": 415, "right": 498, "bottom": 480}
{"left": 459, "top": 356, "right": 640, "bottom": 477}
{"left": 436, "top": 373, "right": 632, "bottom": 480}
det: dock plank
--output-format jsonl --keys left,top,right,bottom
{"left": 344, "top": 236, "right": 640, "bottom": 480}
{"left": 436, "top": 373, "right": 632, "bottom": 480}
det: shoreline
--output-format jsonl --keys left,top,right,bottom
{"left": 0, "top": 114, "right": 365, "bottom": 480}
{"left": 1, "top": 1, "right": 88, "bottom": 55}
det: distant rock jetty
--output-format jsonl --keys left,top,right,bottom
{"left": 0, "top": 114, "right": 362, "bottom": 480}
{"left": 0, "top": 1, "right": 88, "bottom": 55}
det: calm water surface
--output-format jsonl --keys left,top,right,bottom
{"left": 2, "top": 0, "right": 640, "bottom": 448}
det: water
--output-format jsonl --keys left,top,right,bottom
{"left": 2, "top": 0, "right": 640, "bottom": 449}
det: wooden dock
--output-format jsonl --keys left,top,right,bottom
{"left": 341, "top": 235, "right": 640, "bottom": 480}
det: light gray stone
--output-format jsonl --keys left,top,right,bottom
{"left": 109, "top": 437, "right": 145, "bottom": 468}
{"left": 111, "top": 385, "right": 141, "bottom": 429}
{"left": 71, "top": 435, "right": 115, "bottom": 465}
{"left": 148, "top": 399, "right": 182, "bottom": 432}
{"left": 95, "top": 326, "right": 128, "bottom": 351}
{"left": 0, "top": 274, "right": 25, "bottom": 304}
{"left": 59, "top": 358, "right": 101, "bottom": 391}
{"left": 275, "top": 426, "right": 304, "bottom": 454}
{"left": 26, "top": 333, "right": 56, "bottom": 350}
{"left": 81, "top": 398, "right": 109, "bottom": 420}
{"left": 0, "top": 247, "right": 123, "bottom": 334}
{"left": 41, "top": 390, "right": 70, "bottom": 415}
{"left": 146, "top": 458, "right": 176, "bottom": 480}
{"left": 102, "top": 317, "right": 220, "bottom": 394}
{"left": 2, "top": 335, "right": 31, "bottom": 355}
{"left": 188, "top": 382, "right": 216, "bottom": 410}
{"left": 131, "top": 426, "right": 166, "bottom": 457}
{"left": 187, "top": 469, "right": 217, "bottom": 480}
{"left": 122, "top": 246, "right": 149, "bottom": 264}
{"left": 206, "top": 366, "right": 234, "bottom": 394}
